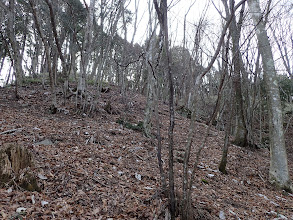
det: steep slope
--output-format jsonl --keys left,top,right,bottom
{"left": 0, "top": 84, "right": 292, "bottom": 219}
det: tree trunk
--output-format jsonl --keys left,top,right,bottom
{"left": 7, "top": 0, "right": 23, "bottom": 99}
{"left": 29, "top": 0, "right": 57, "bottom": 112}
{"left": 153, "top": 0, "right": 176, "bottom": 218}
{"left": 144, "top": 1, "right": 156, "bottom": 138}
{"left": 78, "top": 0, "right": 95, "bottom": 95}
{"left": 219, "top": 88, "right": 233, "bottom": 174}
{"left": 248, "top": 0, "right": 292, "bottom": 192}
{"left": 181, "top": 1, "right": 247, "bottom": 218}
{"left": 222, "top": 0, "right": 248, "bottom": 147}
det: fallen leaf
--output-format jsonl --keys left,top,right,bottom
{"left": 16, "top": 207, "right": 26, "bottom": 213}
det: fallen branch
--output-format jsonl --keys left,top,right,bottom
{"left": 258, "top": 172, "right": 265, "bottom": 183}
{"left": 0, "top": 128, "right": 23, "bottom": 135}
{"left": 134, "top": 152, "right": 144, "bottom": 161}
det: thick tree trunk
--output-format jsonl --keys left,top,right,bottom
{"left": 248, "top": 0, "right": 292, "bottom": 192}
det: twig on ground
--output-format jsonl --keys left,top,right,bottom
{"left": 0, "top": 128, "right": 23, "bottom": 135}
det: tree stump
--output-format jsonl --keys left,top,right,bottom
{"left": 0, "top": 143, "right": 40, "bottom": 191}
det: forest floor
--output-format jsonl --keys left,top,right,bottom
{"left": 0, "top": 83, "right": 293, "bottom": 219}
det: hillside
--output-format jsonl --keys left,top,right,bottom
{"left": 0, "top": 84, "right": 293, "bottom": 219}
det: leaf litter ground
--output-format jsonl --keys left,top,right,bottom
{"left": 0, "top": 84, "right": 292, "bottom": 219}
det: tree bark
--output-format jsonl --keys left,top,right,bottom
{"left": 44, "top": 0, "right": 69, "bottom": 96}
{"left": 219, "top": 87, "right": 234, "bottom": 174}
{"left": 153, "top": 0, "right": 176, "bottom": 218}
{"left": 248, "top": 0, "right": 292, "bottom": 192}
{"left": 29, "top": 0, "right": 57, "bottom": 111}
{"left": 181, "top": 1, "right": 247, "bottom": 218}
{"left": 144, "top": 1, "right": 156, "bottom": 138}
{"left": 222, "top": 0, "right": 248, "bottom": 147}
{"left": 7, "top": 0, "right": 23, "bottom": 99}
{"left": 78, "top": 0, "right": 95, "bottom": 95}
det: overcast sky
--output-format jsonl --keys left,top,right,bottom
{"left": 126, "top": 0, "right": 222, "bottom": 45}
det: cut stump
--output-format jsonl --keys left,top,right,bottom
{"left": 0, "top": 143, "right": 40, "bottom": 191}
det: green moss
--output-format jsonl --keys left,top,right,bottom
{"left": 87, "top": 79, "right": 96, "bottom": 86}
{"left": 201, "top": 179, "right": 209, "bottom": 184}
{"left": 116, "top": 119, "right": 124, "bottom": 125}
{"left": 116, "top": 119, "right": 144, "bottom": 132}
{"left": 137, "top": 121, "right": 144, "bottom": 129}
{"left": 22, "top": 76, "right": 43, "bottom": 85}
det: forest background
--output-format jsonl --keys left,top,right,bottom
{"left": 0, "top": 0, "right": 293, "bottom": 219}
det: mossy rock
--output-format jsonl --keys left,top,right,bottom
{"left": 116, "top": 119, "right": 144, "bottom": 132}
{"left": 0, "top": 143, "right": 40, "bottom": 191}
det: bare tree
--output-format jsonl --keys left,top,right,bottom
{"left": 222, "top": 0, "right": 248, "bottom": 147}
{"left": 77, "top": 0, "right": 95, "bottom": 100}
{"left": 248, "top": 0, "right": 292, "bottom": 192}
{"left": 29, "top": 0, "right": 57, "bottom": 112}
{"left": 6, "top": 0, "right": 24, "bottom": 99}
{"left": 94, "top": 0, "right": 124, "bottom": 95}
{"left": 144, "top": 0, "right": 157, "bottom": 138}
{"left": 153, "top": 0, "right": 176, "bottom": 218}
{"left": 181, "top": 1, "right": 247, "bottom": 219}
